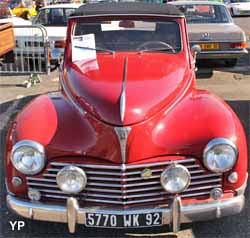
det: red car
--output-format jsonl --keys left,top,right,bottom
{"left": 5, "top": 2, "right": 248, "bottom": 234}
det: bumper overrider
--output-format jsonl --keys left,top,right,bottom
{"left": 7, "top": 177, "right": 246, "bottom": 234}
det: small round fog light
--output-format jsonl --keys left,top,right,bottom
{"left": 56, "top": 165, "right": 87, "bottom": 194}
{"left": 210, "top": 188, "right": 222, "bottom": 200}
{"left": 161, "top": 164, "right": 190, "bottom": 194}
{"left": 12, "top": 177, "right": 23, "bottom": 187}
{"left": 228, "top": 172, "right": 238, "bottom": 184}
{"left": 28, "top": 188, "right": 41, "bottom": 201}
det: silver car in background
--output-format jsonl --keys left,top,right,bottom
{"left": 170, "top": 1, "right": 248, "bottom": 67}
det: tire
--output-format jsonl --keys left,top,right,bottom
{"left": 224, "top": 59, "right": 238, "bottom": 67}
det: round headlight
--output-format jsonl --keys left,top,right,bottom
{"left": 161, "top": 164, "right": 190, "bottom": 194}
{"left": 203, "top": 138, "right": 238, "bottom": 173}
{"left": 56, "top": 165, "right": 87, "bottom": 194}
{"left": 11, "top": 140, "right": 46, "bottom": 175}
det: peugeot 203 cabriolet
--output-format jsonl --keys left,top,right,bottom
{"left": 5, "top": 2, "right": 248, "bottom": 234}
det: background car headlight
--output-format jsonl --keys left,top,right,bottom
{"left": 11, "top": 140, "right": 46, "bottom": 175}
{"left": 161, "top": 164, "right": 190, "bottom": 193}
{"left": 56, "top": 165, "right": 87, "bottom": 194}
{"left": 203, "top": 138, "right": 238, "bottom": 173}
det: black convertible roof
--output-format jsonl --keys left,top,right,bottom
{"left": 71, "top": 2, "right": 184, "bottom": 17}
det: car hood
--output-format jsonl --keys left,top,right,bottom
{"left": 0, "top": 17, "right": 31, "bottom": 26}
{"left": 45, "top": 26, "right": 67, "bottom": 38}
{"left": 64, "top": 53, "right": 190, "bottom": 126}
{"left": 187, "top": 23, "right": 245, "bottom": 42}
{"left": 232, "top": 2, "right": 250, "bottom": 8}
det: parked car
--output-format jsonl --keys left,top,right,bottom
{"left": 31, "top": 3, "right": 82, "bottom": 66}
{"left": 5, "top": 2, "right": 248, "bottom": 234}
{"left": 171, "top": 1, "right": 248, "bottom": 67}
{"left": 225, "top": 0, "right": 250, "bottom": 16}
{"left": 0, "top": 3, "right": 31, "bottom": 26}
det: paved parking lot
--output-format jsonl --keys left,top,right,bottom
{"left": 0, "top": 16, "right": 249, "bottom": 238}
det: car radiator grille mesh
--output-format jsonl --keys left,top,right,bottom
{"left": 27, "top": 158, "right": 222, "bottom": 206}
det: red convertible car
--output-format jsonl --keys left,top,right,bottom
{"left": 5, "top": 2, "right": 248, "bottom": 234}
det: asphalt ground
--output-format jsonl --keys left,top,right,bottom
{"left": 0, "top": 16, "right": 250, "bottom": 238}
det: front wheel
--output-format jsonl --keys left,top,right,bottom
{"left": 224, "top": 59, "right": 238, "bottom": 67}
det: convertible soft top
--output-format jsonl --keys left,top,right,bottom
{"left": 71, "top": 2, "right": 184, "bottom": 17}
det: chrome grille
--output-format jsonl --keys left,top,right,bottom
{"left": 27, "top": 158, "right": 222, "bottom": 206}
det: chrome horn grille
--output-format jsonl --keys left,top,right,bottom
{"left": 27, "top": 158, "right": 222, "bottom": 206}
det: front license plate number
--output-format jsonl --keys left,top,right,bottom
{"left": 200, "top": 43, "right": 219, "bottom": 50}
{"left": 86, "top": 212, "right": 162, "bottom": 228}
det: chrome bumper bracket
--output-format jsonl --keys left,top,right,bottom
{"left": 171, "top": 196, "right": 182, "bottom": 233}
{"left": 67, "top": 197, "right": 79, "bottom": 233}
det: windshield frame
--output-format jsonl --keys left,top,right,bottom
{"left": 70, "top": 15, "right": 183, "bottom": 55}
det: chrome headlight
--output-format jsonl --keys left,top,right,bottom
{"left": 203, "top": 138, "right": 238, "bottom": 173}
{"left": 56, "top": 165, "right": 87, "bottom": 194}
{"left": 11, "top": 140, "right": 46, "bottom": 175}
{"left": 161, "top": 164, "right": 190, "bottom": 193}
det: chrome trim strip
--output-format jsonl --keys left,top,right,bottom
{"left": 50, "top": 158, "right": 196, "bottom": 169}
{"left": 43, "top": 169, "right": 205, "bottom": 178}
{"left": 120, "top": 56, "right": 128, "bottom": 123}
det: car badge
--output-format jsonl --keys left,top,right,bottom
{"left": 141, "top": 168, "right": 152, "bottom": 179}
{"left": 201, "top": 33, "right": 211, "bottom": 41}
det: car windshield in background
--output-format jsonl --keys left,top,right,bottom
{"left": 35, "top": 8, "right": 76, "bottom": 26}
{"left": 230, "top": 0, "right": 250, "bottom": 2}
{"left": 176, "top": 4, "right": 232, "bottom": 24}
{"left": 73, "top": 20, "right": 181, "bottom": 53}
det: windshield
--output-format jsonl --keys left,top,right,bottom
{"left": 35, "top": 8, "right": 76, "bottom": 26}
{"left": 73, "top": 20, "right": 181, "bottom": 53}
{"left": 176, "top": 4, "right": 232, "bottom": 24}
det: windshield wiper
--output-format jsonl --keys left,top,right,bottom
{"left": 74, "top": 46, "right": 115, "bottom": 54}
{"left": 139, "top": 47, "right": 176, "bottom": 54}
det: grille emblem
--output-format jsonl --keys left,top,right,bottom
{"left": 114, "top": 127, "right": 131, "bottom": 163}
{"left": 141, "top": 168, "right": 152, "bottom": 179}
{"left": 201, "top": 32, "right": 211, "bottom": 41}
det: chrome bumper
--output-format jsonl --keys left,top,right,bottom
{"left": 7, "top": 194, "right": 245, "bottom": 233}
{"left": 197, "top": 49, "right": 248, "bottom": 59}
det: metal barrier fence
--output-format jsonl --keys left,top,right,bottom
{"left": 0, "top": 25, "right": 50, "bottom": 75}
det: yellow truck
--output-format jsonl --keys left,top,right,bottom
{"left": 11, "top": 1, "right": 37, "bottom": 20}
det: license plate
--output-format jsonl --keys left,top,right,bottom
{"left": 86, "top": 212, "right": 162, "bottom": 228}
{"left": 200, "top": 43, "right": 219, "bottom": 50}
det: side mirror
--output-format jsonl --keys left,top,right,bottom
{"left": 191, "top": 44, "right": 201, "bottom": 57}
{"left": 191, "top": 44, "right": 201, "bottom": 71}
